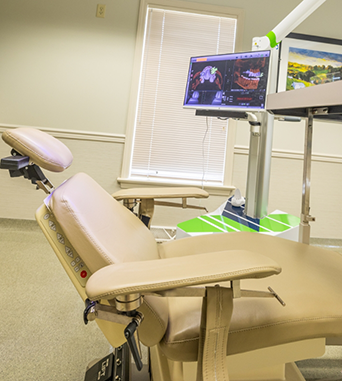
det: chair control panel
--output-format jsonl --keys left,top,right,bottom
{"left": 38, "top": 208, "right": 91, "bottom": 287}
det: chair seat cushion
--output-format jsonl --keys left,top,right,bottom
{"left": 159, "top": 232, "right": 342, "bottom": 361}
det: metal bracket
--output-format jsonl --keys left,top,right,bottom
{"left": 154, "top": 199, "right": 208, "bottom": 212}
{"left": 250, "top": 125, "right": 261, "bottom": 136}
{"left": 313, "top": 107, "right": 329, "bottom": 115}
{"left": 0, "top": 149, "right": 55, "bottom": 194}
{"left": 36, "top": 179, "right": 55, "bottom": 194}
{"left": 301, "top": 210, "right": 316, "bottom": 224}
{"left": 231, "top": 281, "right": 286, "bottom": 306}
{"left": 268, "top": 286, "right": 286, "bottom": 306}
{"left": 308, "top": 214, "right": 315, "bottom": 222}
{"left": 83, "top": 300, "right": 132, "bottom": 325}
{"left": 148, "top": 284, "right": 286, "bottom": 306}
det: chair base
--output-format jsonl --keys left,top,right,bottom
{"left": 84, "top": 345, "right": 130, "bottom": 381}
{"left": 284, "top": 363, "right": 306, "bottom": 381}
{"left": 85, "top": 353, "right": 115, "bottom": 381}
{"left": 84, "top": 344, "right": 151, "bottom": 381}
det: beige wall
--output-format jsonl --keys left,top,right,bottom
{"left": 1, "top": 0, "right": 342, "bottom": 238}
{"left": 2, "top": 0, "right": 341, "bottom": 133}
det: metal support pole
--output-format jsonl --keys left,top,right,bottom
{"left": 245, "top": 112, "right": 274, "bottom": 219}
{"left": 299, "top": 109, "right": 315, "bottom": 244}
{"left": 244, "top": 48, "right": 277, "bottom": 219}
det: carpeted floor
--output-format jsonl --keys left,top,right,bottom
{"left": 298, "top": 345, "right": 342, "bottom": 381}
{"left": 0, "top": 218, "right": 110, "bottom": 381}
{"left": 0, "top": 218, "right": 342, "bottom": 381}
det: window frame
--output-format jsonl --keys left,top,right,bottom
{"left": 118, "top": 0, "right": 244, "bottom": 195}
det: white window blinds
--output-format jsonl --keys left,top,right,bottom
{"left": 130, "top": 7, "right": 237, "bottom": 185}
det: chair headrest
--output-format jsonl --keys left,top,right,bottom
{"left": 2, "top": 128, "right": 73, "bottom": 172}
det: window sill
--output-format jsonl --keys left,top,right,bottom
{"left": 117, "top": 177, "right": 235, "bottom": 196}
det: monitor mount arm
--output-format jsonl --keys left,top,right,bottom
{"left": 244, "top": 0, "right": 327, "bottom": 219}
{"left": 252, "top": 0, "right": 326, "bottom": 51}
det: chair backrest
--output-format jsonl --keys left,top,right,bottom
{"left": 48, "top": 172, "right": 160, "bottom": 272}
{"left": 47, "top": 172, "right": 169, "bottom": 347}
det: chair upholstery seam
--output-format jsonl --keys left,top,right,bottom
{"left": 142, "top": 298, "right": 167, "bottom": 332}
{"left": 161, "top": 315, "right": 342, "bottom": 345}
{"left": 61, "top": 194, "right": 114, "bottom": 266}
{"left": 91, "top": 265, "right": 280, "bottom": 299}
{"left": 5, "top": 132, "right": 66, "bottom": 168}
{"left": 229, "top": 314, "right": 342, "bottom": 334}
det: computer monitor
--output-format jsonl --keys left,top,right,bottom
{"left": 183, "top": 50, "right": 271, "bottom": 112}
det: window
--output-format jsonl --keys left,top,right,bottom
{"left": 119, "top": 0, "right": 244, "bottom": 194}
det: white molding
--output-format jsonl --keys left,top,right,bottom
{"left": 234, "top": 145, "right": 342, "bottom": 164}
{"left": 0, "top": 123, "right": 125, "bottom": 144}
{"left": 117, "top": 177, "right": 235, "bottom": 196}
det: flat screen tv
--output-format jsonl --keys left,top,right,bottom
{"left": 183, "top": 50, "right": 271, "bottom": 111}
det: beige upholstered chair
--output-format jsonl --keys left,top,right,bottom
{"left": 2, "top": 127, "right": 342, "bottom": 381}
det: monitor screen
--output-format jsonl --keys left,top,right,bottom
{"left": 183, "top": 50, "right": 270, "bottom": 111}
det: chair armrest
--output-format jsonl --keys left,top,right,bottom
{"left": 112, "top": 187, "right": 209, "bottom": 200}
{"left": 85, "top": 250, "right": 281, "bottom": 301}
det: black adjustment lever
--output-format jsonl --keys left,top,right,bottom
{"left": 124, "top": 313, "right": 144, "bottom": 371}
{"left": 83, "top": 299, "right": 97, "bottom": 325}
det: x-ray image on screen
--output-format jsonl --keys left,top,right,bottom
{"left": 184, "top": 50, "right": 270, "bottom": 111}
{"left": 187, "top": 61, "right": 225, "bottom": 106}
{"left": 232, "top": 57, "right": 268, "bottom": 90}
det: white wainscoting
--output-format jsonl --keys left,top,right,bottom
{"left": 233, "top": 146, "right": 342, "bottom": 239}
{"left": 235, "top": 145, "right": 342, "bottom": 165}
{"left": 1, "top": 124, "right": 341, "bottom": 238}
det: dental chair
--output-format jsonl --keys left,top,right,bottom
{"left": 2, "top": 127, "right": 342, "bottom": 381}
